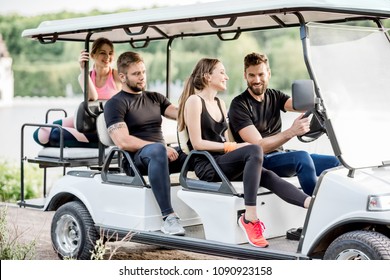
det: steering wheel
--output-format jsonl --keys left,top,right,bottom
{"left": 298, "top": 109, "right": 326, "bottom": 143}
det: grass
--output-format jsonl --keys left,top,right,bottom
{"left": 0, "top": 206, "right": 37, "bottom": 260}
{"left": 90, "top": 229, "right": 135, "bottom": 260}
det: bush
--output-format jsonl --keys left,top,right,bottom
{"left": 0, "top": 206, "right": 36, "bottom": 259}
{"left": 0, "top": 160, "right": 40, "bottom": 202}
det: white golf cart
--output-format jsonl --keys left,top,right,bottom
{"left": 19, "top": 0, "right": 390, "bottom": 260}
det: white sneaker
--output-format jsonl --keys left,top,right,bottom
{"left": 161, "top": 214, "right": 185, "bottom": 236}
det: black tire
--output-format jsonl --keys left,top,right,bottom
{"left": 324, "top": 230, "right": 390, "bottom": 260}
{"left": 51, "top": 201, "right": 99, "bottom": 260}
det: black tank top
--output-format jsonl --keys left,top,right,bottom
{"left": 187, "top": 96, "right": 228, "bottom": 153}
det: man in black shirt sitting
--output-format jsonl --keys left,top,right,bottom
{"left": 104, "top": 51, "right": 186, "bottom": 236}
{"left": 228, "top": 52, "right": 339, "bottom": 197}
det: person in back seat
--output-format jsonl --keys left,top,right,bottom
{"left": 228, "top": 52, "right": 340, "bottom": 196}
{"left": 33, "top": 37, "right": 121, "bottom": 148}
{"left": 177, "top": 58, "right": 311, "bottom": 248}
{"left": 104, "top": 51, "right": 187, "bottom": 236}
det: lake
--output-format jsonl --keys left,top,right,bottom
{"left": 0, "top": 97, "right": 81, "bottom": 163}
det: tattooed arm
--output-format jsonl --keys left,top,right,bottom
{"left": 107, "top": 122, "right": 153, "bottom": 152}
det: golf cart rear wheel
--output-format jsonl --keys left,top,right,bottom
{"left": 324, "top": 230, "right": 390, "bottom": 260}
{"left": 51, "top": 201, "right": 99, "bottom": 260}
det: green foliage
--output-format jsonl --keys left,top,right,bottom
{"left": 0, "top": 13, "right": 86, "bottom": 97}
{"left": 218, "top": 33, "right": 261, "bottom": 95}
{"left": 0, "top": 161, "right": 40, "bottom": 202}
{"left": 0, "top": 206, "right": 36, "bottom": 260}
{"left": 13, "top": 62, "right": 81, "bottom": 97}
{"left": 90, "top": 239, "right": 106, "bottom": 260}
{"left": 90, "top": 230, "right": 134, "bottom": 260}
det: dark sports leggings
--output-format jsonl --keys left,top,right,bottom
{"left": 33, "top": 117, "right": 99, "bottom": 148}
{"left": 195, "top": 144, "right": 308, "bottom": 207}
{"left": 132, "top": 143, "right": 186, "bottom": 216}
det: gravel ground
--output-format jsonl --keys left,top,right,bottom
{"left": 2, "top": 203, "right": 228, "bottom": 260}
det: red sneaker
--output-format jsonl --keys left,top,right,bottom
{"left": 238, "top": 215, "right": 269, "bottom": 248}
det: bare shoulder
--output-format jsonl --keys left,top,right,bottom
{"left": 186, "top": 95, "right": 201, "bottom": 106}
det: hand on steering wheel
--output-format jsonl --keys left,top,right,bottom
{"left": 298, "top": 109, "right": 326, "bottom": 143}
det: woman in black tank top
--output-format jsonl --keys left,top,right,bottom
{"left": 178, "top": 58, "right": 310, "bottom": 248}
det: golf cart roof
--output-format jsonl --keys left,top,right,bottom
{"left": 22, "top": 0, "right": 390, "bottom": 43}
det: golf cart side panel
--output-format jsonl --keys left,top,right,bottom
{"left": 45, "top": 172, "right": 201, "bottom": 231}
{"left": 301, "top": 167, "right": 390, "bottom": 255}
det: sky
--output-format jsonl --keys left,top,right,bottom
{"left": 0, "top": 0, "right": 223, "bottom": 16}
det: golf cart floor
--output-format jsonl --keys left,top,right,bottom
{"left": 184, "top": 224, "right": 300, "bottom": 252}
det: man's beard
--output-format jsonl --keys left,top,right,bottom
{"left": 125, "top": 79, "right": 144, "bottom": 92}
{"left": 248, "top": 83, "right": 266, "bottom": 96}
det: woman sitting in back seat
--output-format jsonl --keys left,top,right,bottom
{"left": 33, "top": 37, "right": 121, "bottom": 148}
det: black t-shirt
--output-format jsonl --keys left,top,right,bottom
{"left": 104, "top": 90, "right": 171, "bottom": 143}
{"left": 228, "top": 88, "right": 289, "bottom": 152}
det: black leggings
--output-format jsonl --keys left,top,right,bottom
{"left": 132, "top": 143, "right": 186, "bottom": 216}
{"left": 194, "top": 145, "right": 308, "bottom": 207}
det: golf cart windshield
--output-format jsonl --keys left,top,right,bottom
{"left": 306, "top": 23, "right": 390, "bottom": 169}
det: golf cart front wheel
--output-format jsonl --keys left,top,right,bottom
{"left": 51, "top": 201, "right": 99, "bottom": 260}
{"left": 324, "top": 230, "right": 390, "bottom": 260}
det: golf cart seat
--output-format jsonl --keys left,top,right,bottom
{"left": 19, "top": 108, "right": 113, "bottom": 208}
{"left": 177, "top": 128, "right": 307, "bottom": 244}
{"left": 95, "top": 113, "right": 202, "bottom": 230}
{"left": 95, "top": 112, "right": 180, "bottom": 185}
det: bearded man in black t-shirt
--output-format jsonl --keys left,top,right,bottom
{"left": 104, "top": 51, "right": 186, "bottom": 236}
{"left": 228, "top": 52, "right": 340, "bottom": 196}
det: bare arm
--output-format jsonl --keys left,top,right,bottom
{"left": 108, "top": 122, "right": 153, "bottom": 152}
{"left": 78, "top": 50, "right": 99, "bottom": 101}
{"left": 220, "top": 99, "right": 245, "bottom": 144}
{"left": 238, "top": 98, "right": 311, "bottom": 154}
{"left": 164, "top": 104, "right": 178, "bottom": 120}
{"left": 108, "top": 121, "right": 178, "bottom": 161}
{"left": 219, "top": 99, "right": 231, "bottom": 142}
{"left": 162, "top": 104, "right": 180, "bottom": 161}
{"left": 284, "top": 97, "right": 307, "bottom": 113}
{"left": 112, "top": 69, "right": 122, "bottom": 93}
{"left": 284, "top": 98, "right": 294, "bottom": 112}
{"left": 238, "top": 123, "right": 300, "bottom": 154}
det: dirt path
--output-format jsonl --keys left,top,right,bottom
{"left": 2, "top": 204, "right": 229, "bottom": 260}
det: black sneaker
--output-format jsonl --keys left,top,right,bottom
{"left": 286, "top": 227, "right": 303, "bottom": 241}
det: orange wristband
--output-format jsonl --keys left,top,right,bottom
{"left": 224, "top": 142, "right": 237, "bottom": 153}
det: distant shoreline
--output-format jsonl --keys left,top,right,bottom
{"left": 12, "top": 96, "right": 81, "bottom": 104}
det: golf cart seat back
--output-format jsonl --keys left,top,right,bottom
{"left": 74, "top": 100, "right": 107, "bottom": 134}
{"left": 96, "top": 112, "right": 115, "bottom": 147}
